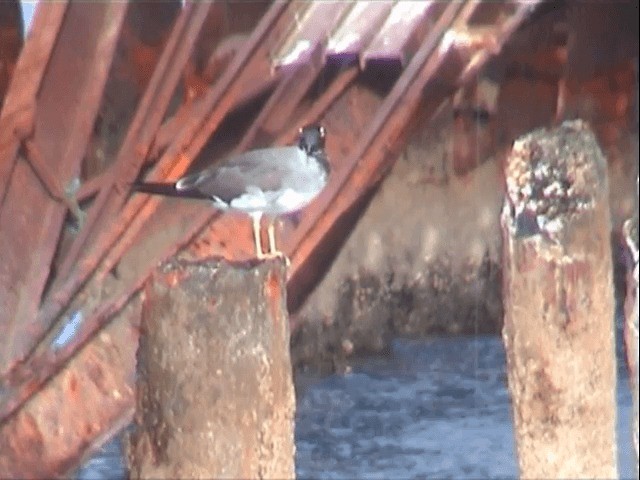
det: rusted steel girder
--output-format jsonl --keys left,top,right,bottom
{"left": 29, "top": 1, "right": 288, "bottom": 343}
{"left": 0, "top": 3, "right": 128, "bottom": 373}
{"left": 0, "top": 1, "right": 23, "bottom": 110}
{"left": 235, "top": 43, "right": 324, "bottom": 152}
{"left": 286, "top": 1, "right": 544, "bottom": 310}
{"left": 0, "top": 3, "right": 209, "bottom": 377}
{"left": 0, "top": 5, "right": 291, "bottom": 473}
{"left": 0, "top": 2, "right": 66, "bottom": 204}
{"left": 0, "top": 0, "right": 291, "bottom": 422}
{"left": 54, "top": 2, "right": 214, "bottom": 282}
{"left": 0, "top": 301, "right": 141, "bottom": 479}
{"left": 285, "top": 1, "right": 477, "bottom": 307}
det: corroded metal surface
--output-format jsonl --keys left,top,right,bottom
{"left": 0, "top": 0, "right": 291, "bottom": 422}
{"left": 272, "top": 0, "right": 440, "bottom": 69}
{"left": 236, "top": 43, "right": 323, "bottom": 152}
{"left": 286, "top": 1, "right": 543, "bottom": 310}
{"left": 326, "top": 2, "right": 394, "bottom": 58}
{"left": 0, "top": 298, "right": 140, "bottom": 479}
{"left": 0, "top": 2, "right": 67, "bottom": 204}
{"left": 55, "top": 2, "right": 210, "bottom": 282}
{"left": 0, "top": 1, "right": 545, "bottom": 476}
{"left": 0, "top": 2, "right": 128, "bottom": 373}
{"left": 272, "top": 2, "right": 351, "bottom": 68}
{"left": 0, "top": 1, "right": 23, "bottom": 109}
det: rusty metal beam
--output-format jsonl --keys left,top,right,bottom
{"left": 285, "top": 1, "right": 544, "bottom": 309}
{"left": 0, "top": 0, "right": 290, "bottom": 421}
{"left": 140, "top": 3, "right": 478, "bottom": 277}
{"left": 0, "top": 1, "right": 24, "bottom": 108}
{"left": 136, "top": 62, "right": 360, "bottom": 270}
{"left": 276, "top": 65, "right": 359, "bottom": 146}
{"left": 0, "top": 2, "right": 67, "bottom": 205}
{"left": 55, "top": 2, "right": 213, "bottom": 280}
{"left": 326, "top": 1, "right": 394, "bottom": 58}
{"left": 272, "top": 2, "right": 351, "bottom": 68}
{"left": 235, "top": 44, "right": 324, "bottom": 152}
{"left": 0, "top": 3, "right": 128, "bottom": 375}
{"left": 362, "top": 1, "right": 436, "bottom": 67}
{"left": 28, "top": 0, "right": 289, "bottom": 347}
{"left": 0, "top": 300, "right": 140, "bottom": 479}
{"left": 0, "top": 3, "right": 211, "bottom": 378}
{"left": 284, "top": 1, "right": 471, "bottom": 302}
{"left": 150, "top": 73, "right": 280, "bottom": 160}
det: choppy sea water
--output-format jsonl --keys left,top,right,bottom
{"left": 76, "top": 335, "right": 635, "bottom": 479}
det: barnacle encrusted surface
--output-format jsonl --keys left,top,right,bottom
{"left": 505, "top": 120, "right": 607, "bottom": 238}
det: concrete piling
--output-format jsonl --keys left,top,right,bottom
{"left": 622, "top": 177, "right": 639, "bottom": 477}
{"left": 127, "top": 258, "right": 295, "bottom": 479}
{"left": 501, "top": 120, "right": 617, "bottom": 478}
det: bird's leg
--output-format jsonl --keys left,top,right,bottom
{"left": 250, "top": 212, "right": 266, "bottom": 259}
{"left": 249, "top": 214, "right": 288, "bottom": 264}
{"left": 266, "top": 218, "right": 290, "bottom": 266}
{"left": 267, "top": 220, "right": 278, "bottom": 255}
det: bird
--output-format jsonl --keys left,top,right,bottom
{"left": 132, "top": 125, "right": 329, "bottom": 261}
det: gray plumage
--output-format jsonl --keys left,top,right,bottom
{"left": 133, "top": 125, "right": 329, "bottom": 260}
{"left": 133, "top": 125, "right": 329, "bottom": 215}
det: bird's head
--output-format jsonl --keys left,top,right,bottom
{"left": 297, "top": 125, "right": 326, "bottom": 156}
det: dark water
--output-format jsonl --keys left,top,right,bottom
{"left": 76, "top": 335, "right": 635, "bottom": 479}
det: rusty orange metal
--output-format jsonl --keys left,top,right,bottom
{"left": 0, "top": 2, "right": 67, "bottom": 205}
{"left": 55, "top": 2, "right": 213, "bottom": 281}
{"left": 235, "top": 45, "right": 324, "bottom": 152}
{"left": 0, "top": 1, "right": 292, "bottom": 417}
{"left": 30, "top": 1, "right": 289, "bottom": 350}
{"left": 0, "top": 1, "right": 23, "bottom": 109}
{"left": 0, "top": 304, "right": 140, "bottom": 478}
{"left": 1, "top": 3, "right": 211, "bottom": 380}
{"left": 0, "top": 2, "right": 128, "bottom": 375}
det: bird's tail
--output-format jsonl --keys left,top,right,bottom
{"left": 132, "top": 180, "right": 211, "bottom": 200}
{"left": 131, "top": 181, "right": 179, "bottom": 197}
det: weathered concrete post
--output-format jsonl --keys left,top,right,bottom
{"left": 126, "top": 258, "right": 295, "bottom": 479}
{"left": 623, "top": 177, "right": 639, "bottom": 477}
{"left": 501, "top": 120, "right": 617, "bottom": 478}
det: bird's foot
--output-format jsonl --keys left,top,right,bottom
{"left": 258, "top": 220, "right": 290, "bottom": 266}
{"left": 256, "top": 249, "right": 290, "bottom": 267}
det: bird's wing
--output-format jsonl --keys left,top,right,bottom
{"left": 176, "top": 146, "right": 302, "bottom": 203}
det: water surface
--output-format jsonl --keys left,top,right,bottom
{"left": 77, "top": 335, "right": 635, "bottom": 479}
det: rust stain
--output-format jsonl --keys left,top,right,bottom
{"left": 0, "top": 2, "right": 129, "bottom": 376}
{"left": 163, "top": 268, "right": 190, "bottom": 288}
{"left": 0, "top": 3, "right": 67, "bottom": 204}
{"left": 17, "top": 412, "right": 45, "bottom": 456}
{"left": 67, "top": 372, "right": 78, "bottom": 400}
{"left": 54, "top": 3, "right": 213, "bottom": 282}
{"left": 265, "top": 266, "right": 284, "bottom": 326}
